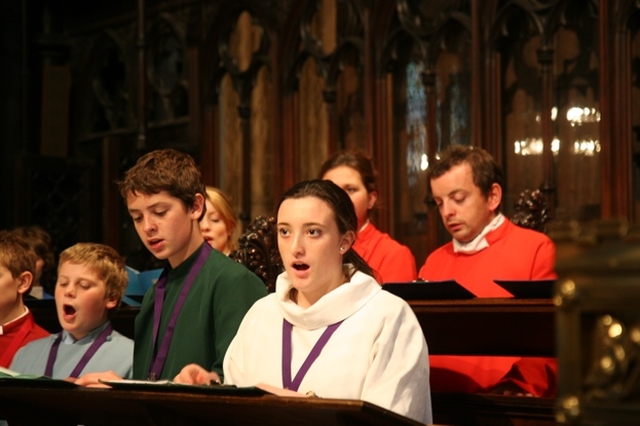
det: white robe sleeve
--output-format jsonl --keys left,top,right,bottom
{"left": 360, "top": 303, "right": 432, "bottom": 424}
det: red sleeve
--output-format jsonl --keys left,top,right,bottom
{"left": 376, "top": 245, "right": 417, "bottom": 283}
{"left": 492, "top": 357, "right": 558, "bottom": 397}
{"left": 531, "top": 238, "right": 557, "bottom": 279}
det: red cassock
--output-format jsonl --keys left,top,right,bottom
{"left": 419, "top": 218, "right": 558, "bottom": 396}
{"left": 354, "top": 223, "right": 417, "bottom": 284}
{"left": 0, "top": 311, "right": 50, "bottom": 367}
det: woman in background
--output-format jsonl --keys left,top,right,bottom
{"left": 320, "top": 151, "right": 416, "bottom": 283}
{"left": 200, "top": 186, "right": 238, "bottom": 255}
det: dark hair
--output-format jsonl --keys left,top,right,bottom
{"left": 0, "top": 230, "right": 37, "bottom": 292}
{"left": 428, "top": 145, "right": 503, "bottom": 209}
{"left": 277, "top": 180, "right": 375, "bottom": 279}
{"left": 11, "top": 225, "right": 55, "bottom": 277}
{"left": 13, "top": 225, "right": 55, "bottom": 269}
{"left": 319, "top": 150, "right": 378, "bottom": 194}
{"left": 117, "top": 149, "right": 206, "bottom": 217}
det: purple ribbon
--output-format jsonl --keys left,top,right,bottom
{"left": 281, "top": 318, "right": 343, "bottom": 392}
{"left": 45, "top": 323, "right": 114, "bottom": 378}
{"left": 148, "top": 243, "right": 212, "bottom": 380}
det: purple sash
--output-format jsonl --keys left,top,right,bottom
{"left": 281, "top": 319, "right": 343, "bottom": 392}
{"left": 45, "top": 323, "right": 114, "bottom": 378}
{"left": 148, "top": 243, "right": 212, "bottom": 380}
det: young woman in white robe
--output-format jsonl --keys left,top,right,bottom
{"left": 175, "top": 179, "right": 432, "bottom": 424}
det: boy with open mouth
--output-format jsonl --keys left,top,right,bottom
{"left": 11, "top": 243, "right": 133, "bottom": 379}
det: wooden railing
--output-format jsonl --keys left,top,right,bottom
{"left": 24, "top": 297, "right": 557, "bottom": 425}
{"left": 0, "top": 384, "right": 422, "bottom": 426}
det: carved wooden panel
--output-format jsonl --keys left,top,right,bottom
{"left": 378, "top": 0, "right": 471, "bottom": 261}
{"left": 229, "top": 215, "right": 282, "bottom": 292}
{"left": 555, "top": 219, "right": 640, "bottom": 424}
{"left": 11, "top": 154, "right": 99, "bottom": 258}
{"left": 288, "top": 0, "right": 366, "bottom": 174}
{"left": 82, "top": 34, "right": 133, "bottom": 138}
{"left": 147, "top": 15, "right": 189, "bottom": 124}
{"left": 204, "top": 7, "right": 273, "bottom": 228}
{"left": 490, "top": 0, "right": 602, "bottom": 222}
{"left": 512, "top": 188, "right": 551, "bottom": 232}
{"left": 4, "top": 0, "right": 640, "bottom": 274}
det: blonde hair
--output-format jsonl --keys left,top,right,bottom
{"left": 205, "top": 186, "right": 239, "bottom": 252}
{"left": 58, "top": 243, "right": 128, "bottom": 311}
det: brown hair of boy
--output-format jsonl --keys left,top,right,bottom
{"left": 117, "top": 149, "right": 206, "bottom": 219}
{"left": 0, "top": 231, "right": 37, "bottom": 291}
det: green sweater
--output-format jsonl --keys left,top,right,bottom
{"left": 133, "top": 244, "right": 267, "bottom": 380}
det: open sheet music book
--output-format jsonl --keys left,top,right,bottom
{"left": 493, "top": 279, "right": 556, "bottom": 298}
{"left": 382, "top": 280, "right": 476, "bottom": 300}
{"left": 102, "top": 379, "right": 266, "bottom": 395}
{"left": 0, "top": 366, "right": 42, "bottom": 379}
{"left": 0, "top": 366, "right": 77, "bottom": 388}
{"left": 123, "top": 266, "right": 163, "bottom": 306}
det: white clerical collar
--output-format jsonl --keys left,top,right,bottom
{"left": 0, "top": 307, "right": 29, "bottom": 335}
{"left": 453, "top": 213, "right": 505, "bottom": 254}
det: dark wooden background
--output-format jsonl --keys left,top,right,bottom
{"left": 1, "top": 0, "right": 638, "bottom": 275}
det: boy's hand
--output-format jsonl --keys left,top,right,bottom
{"left": 74, "top": 371, "right": 122, "bottom": 388}
{"left": 173, "top": 364, "right": 220, "bottom": 385}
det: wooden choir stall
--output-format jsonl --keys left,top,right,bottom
{"left": 0, "top": 382, "right": 423, "bottom": 426}
{"left": 3, "top": 216, "right": 579, "bottom": 425}
{"left": 12, "top": 292, "right": 557, "bottom": 425}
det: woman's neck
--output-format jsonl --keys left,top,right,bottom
{"left": 292, "top": 270, "right": 349, "bottom": 308}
